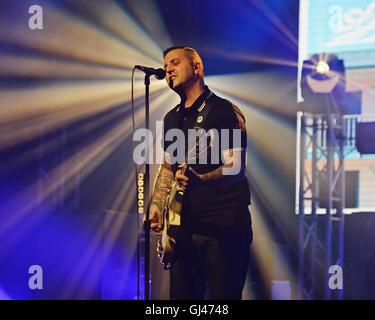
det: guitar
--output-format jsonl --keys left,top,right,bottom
{"left": 156, "top": 166, "right": 185, "bottom": 269}
{"left": 157, "top": 129, "right": 213, "bottom": 269}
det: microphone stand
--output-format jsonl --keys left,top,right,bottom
{"left": 143, "top": 73, "right": 151, "bottom": 300}
{"left": 137, "top": 67, "right": 164, "bottom": 300}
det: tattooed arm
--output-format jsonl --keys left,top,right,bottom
{"left": 149, "top": 153, "right": 174, "bottom": 233}
{"left": 188, "top": 148, "right": 246, "bottom": 185}
{"left": 188, "top": 104, "right": 248, "bottom": 185}
{"left": 150, "top": 161, "right": 174, "bottom": 211}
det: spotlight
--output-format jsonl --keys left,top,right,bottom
{"left": 316, "top": 61, "right": 329, "bottom": 75}
{"left": 300, "top": 53, "right": 346, "bottom": 114}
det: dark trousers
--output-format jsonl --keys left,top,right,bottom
{"left": 169, "top": 223, "right": 252, "bottom": 300}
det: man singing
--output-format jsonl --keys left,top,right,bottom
{"left": 149, "top": 46, "right": 252, "bottom": 300}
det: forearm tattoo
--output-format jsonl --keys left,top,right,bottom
{"left": 200, "top": 166, "right": 221, "bottom": 182}
{"left": 200, "top": 149, "right": 244, "bottom": 183}
{"left": 200, "top": 165, "right": 229, "bottom": 182}
{"left": 151, "top": 166, "right": 174, "bottom": 211}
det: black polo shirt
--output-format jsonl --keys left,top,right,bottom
{"left": 162, "top": 86, "right": 251, "bottom": 236}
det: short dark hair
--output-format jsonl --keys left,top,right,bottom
{"left": 163, "top": 46, "right": 197, "bottom": 58}
{"left": 163, "top": 46, "right": 204, "bottom": 75}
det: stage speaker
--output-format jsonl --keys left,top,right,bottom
{"left": 356, "top": 122, "right": 375, "bottom": 154}
{"left": 344, "top": 212, "right": 375, "bottom": 299}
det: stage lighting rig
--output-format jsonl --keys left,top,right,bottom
{"left": 300, "top": 53, "right": 346, "bottom": 114}
{"left": 297, "top": 53, "right": 348, "bottom": 300}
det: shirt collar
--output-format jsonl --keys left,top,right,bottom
{"left": 177, "top": 86, "right": 211, "bottom": 114}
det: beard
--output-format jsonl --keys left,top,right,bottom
{"left": 168, "top": 78, "right": 174, "bottom": 89}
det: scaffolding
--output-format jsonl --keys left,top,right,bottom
{"left": 296, "top": 111, "right": 346, "bottom": 300}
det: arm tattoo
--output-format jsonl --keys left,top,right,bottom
{"left": 200, "top": 149, "right": 245, "bottom": 183}
{"left": 150, "top": 165, "right": 174, "bottom": 211}
{"left": 200, "top": 166, "right": 225, "bottom": 182}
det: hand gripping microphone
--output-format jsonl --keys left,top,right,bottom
{"left": 135, "top": 65, "right": 166, "bottom": 80}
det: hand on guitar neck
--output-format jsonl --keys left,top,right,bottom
{"left": 176, "top": 162, "right": 212, "bottom": 193}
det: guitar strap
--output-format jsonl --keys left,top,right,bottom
{"left": 185, "top": 91, "right": 214, "bottom": 165}
{"left": 174, "top": 91, "right": 214, "bottom": 164}
{"left": 193, "top": 91, "right": 214, "bottom": 130}
{"left": 159, "top": 91, "right": 215, "bottom": 269}
{"left": 162, "top": 91, "right": 213, "bottom": 269}
{"left": 174, "top": 91, "right": 214, "bottom": 129}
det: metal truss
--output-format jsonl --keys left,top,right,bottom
{"left": 296, "top": 112, "right": 346, "bottom": 300}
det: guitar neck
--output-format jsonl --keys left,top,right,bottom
{"left": 181, "top": 162, "right": 189, "bottom": 176}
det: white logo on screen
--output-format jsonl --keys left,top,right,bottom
{"left": 326, "top": 1, "right": 375, "bottom": 48}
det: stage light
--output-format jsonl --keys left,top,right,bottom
{"left": 316, "top": 61, "right": 329, "bottom": 75}
{"left": 300, "top": 53, "right": 346, "bottom": 114}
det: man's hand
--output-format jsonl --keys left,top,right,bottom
{"left": 175, "top": 164, "right": 189, "bottom": 192}
{"left": 149, "top": 204, "right": 162, "bottom": 236}
{"left": 188, "top": 166, "right": 206, "bottom": 182}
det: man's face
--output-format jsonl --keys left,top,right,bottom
{"left": 163, "top": 49, "right": 195, "bottom": 90}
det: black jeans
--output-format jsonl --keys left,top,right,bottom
{"left": 169, "top": 222, "right": 252, "bottom": 300}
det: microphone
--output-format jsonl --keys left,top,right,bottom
{"left": 135, "top": 65, "right": 165, "bottom": 80}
